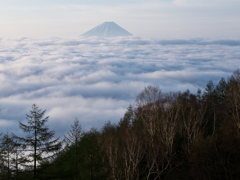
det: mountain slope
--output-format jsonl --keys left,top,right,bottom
{"left": 82, "top": 22, "right": 133, "bottom": 37}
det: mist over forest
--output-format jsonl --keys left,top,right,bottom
{"left": 0, "top": 69, "right": 240, "bottom": 179}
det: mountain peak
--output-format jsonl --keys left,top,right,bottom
{"left": 82, "top": 22, "right": 133, "bottom": 37}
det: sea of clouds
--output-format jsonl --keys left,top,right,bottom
{"left": 0, "top": 36, "right": 239, "bottom": 136}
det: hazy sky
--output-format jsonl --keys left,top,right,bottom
{"left": 1, "top": 0, "right": 240, "bottom": 38}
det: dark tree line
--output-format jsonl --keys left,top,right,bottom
{"left": 0, "top": 69, "right": 240, "bottom": 179}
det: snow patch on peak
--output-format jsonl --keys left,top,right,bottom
{"left": 82, "top": 22, "right": 133, "bottom": 38}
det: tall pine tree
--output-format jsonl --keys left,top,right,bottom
{"left": 64, "top": 118, "right": 83, "bottom": 180}
{"left": 15, "top": 104, "right": 61, "bottom": 179}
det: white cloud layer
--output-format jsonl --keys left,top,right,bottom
{"left": 0, "top": 36, "right": 239, "bottom": 136}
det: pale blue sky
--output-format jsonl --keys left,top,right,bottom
{"left": 0, "top": 0, "right": 240, "bottom": 38}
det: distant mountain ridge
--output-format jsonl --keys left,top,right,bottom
{"left": 81, "top": 22, "right": 132, "bottom": 37}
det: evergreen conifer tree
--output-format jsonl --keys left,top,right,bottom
{"left": 64, "top": 118, "right": 83, "bottom": 180}
{"left": 15, "top": 104, "right": 61, "bottom": 179}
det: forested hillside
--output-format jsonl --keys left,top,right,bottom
{"left": 1, "top": 69, "right": 240, "bottom": 180}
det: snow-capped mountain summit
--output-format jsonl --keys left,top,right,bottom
{"left": 81, "top": 22, "right": 133, "bottom": 37}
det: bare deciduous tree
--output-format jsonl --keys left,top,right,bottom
{"left": 135, "top": 86, "right": 179, "bottom": 179}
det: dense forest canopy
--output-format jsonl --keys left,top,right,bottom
{"left": 0, "top": 69, "right": 240, "bottom": 180}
